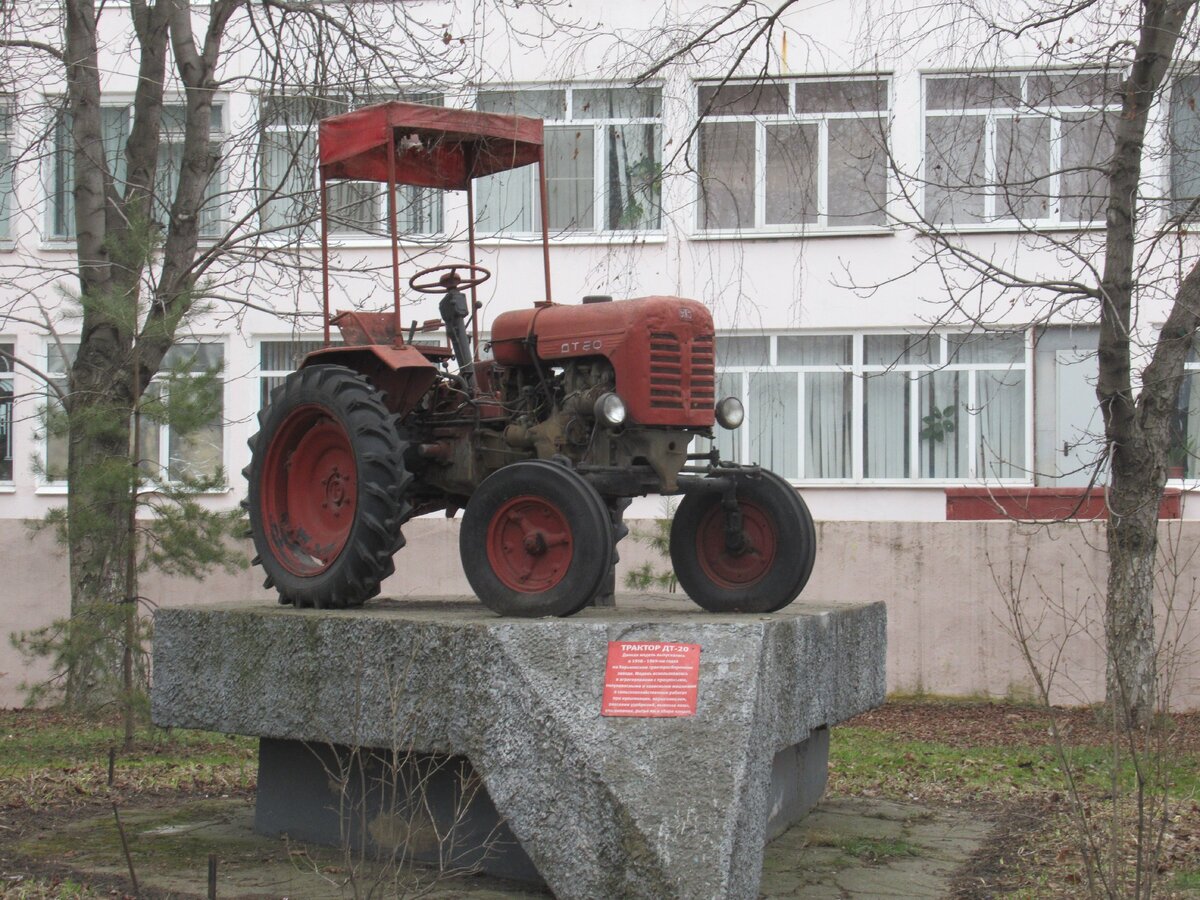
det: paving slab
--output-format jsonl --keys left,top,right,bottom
{"left": 10, "top": 795, "right": 992, "bottom": 899}
{"left": 761, "top": 798, "right": 996, "bottom": 899}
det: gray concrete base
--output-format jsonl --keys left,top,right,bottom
{"left": 254, "top": 739, "right": 542, "bottom": 882}
{"left": 254, "top": 725, "right": 830, "bottom": 886}
{"left": 152, "top": 595, "right": 885, "bottom": 900}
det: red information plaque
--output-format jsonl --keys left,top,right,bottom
{"left": 601, "top": 641, "right": 701, "bottom": 717}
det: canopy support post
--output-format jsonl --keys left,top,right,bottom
{"left": 320, "top": 172, "right": 331, "bottom": 347}
{"left": 538, "top": 149, "right": 552, "bottom": 304}
{"left": 388, "top": 129, "right": 403, "bottom": 346}
{"left": 466, "top": 145, "right": 481, "bottom": 362}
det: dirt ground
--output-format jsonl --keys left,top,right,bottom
{"left": 852, "top": 701, "right": 1200, "bottom": 753}
{"left": 3, "top": 701, "right": 1199, "bottom": 898}
{"left": 0, "top": 792, "right": 990, "bottom": 899}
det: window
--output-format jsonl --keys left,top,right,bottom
{"left": 0, "top": 101, "right": 12, "bottom": 239}
{"left": 258, "top": 339, "right": 324, "bottom": 407}
{"left": 474, "top": 86, "right": 662, "bottom": 234}
{"left": 1171, "top": 342, "right": 1200, "bottom": 480}
{"left": 1170, "top": 74, "right": 1200, "bottom": 218}
{"left": 924, "top": 71, "right": 1119, "bottom": 226}
{"left": 0, "top": 343, "right": 12, "bottom": 481}
{"left": 45, "top": 342, "right": 224, "bottom": 484}
{"left": 258, "top": 93, "right": 443, "bottom": 239}
{"left": 51, "top": 102, "right": 226, "bottom": 240}
{"left": 695, "top": 77, "right": 889, "bottom": 231}
{"left": 711, "top": 330, "right": 1028, "bottom": 482}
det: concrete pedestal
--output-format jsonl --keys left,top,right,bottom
{"left": 152, "top": 595, "right": 885, "bottom": 900}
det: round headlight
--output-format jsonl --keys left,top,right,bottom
{"left": 716, "top": 396, "right": 744, "bottom": 430}
{"left": 594, "top": 392, "right": 627, "bottom": 427}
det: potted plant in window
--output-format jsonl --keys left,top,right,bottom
{"left": 920, "top": 403, "right": 958, "bottom": 478}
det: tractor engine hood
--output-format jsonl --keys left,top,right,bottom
{"left": 491, "top": 296, "right": 716, "bottom": 428}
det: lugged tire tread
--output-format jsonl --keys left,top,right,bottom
{"left": 245, "top": 364, "right": 413, "bottom": 610}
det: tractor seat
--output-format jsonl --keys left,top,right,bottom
{"left": 331, "top": 309, "right": 455, "bottom": 361}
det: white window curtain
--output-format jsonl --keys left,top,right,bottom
{"left": 0, "top": 104, "right": 11, "bottom": 239}
{"left": 1170, "top": 75, "right": 1200, "bottom": 218}
{"left": 976, "top": 371, "right": 1026, "bottom": 479}
{"left": 698, "top": 78, "right": 888, "bottom": 231}
{"left": 259, "top": 95, "right": 441, "bottom": 238}
{"left": 864, "top": 372, "right": 909, "bottom": 478}
{"left": 764, "top": 123, "right": 819, "bottom": 225}
{"left": 1177, "top": 370, "right": 1199, "bottom": 478}
{"left": 919, "top": 371, "right": 968, "bottom": 478}
{"left": 717, "top": 330, "right": 1028, "bottom": 482}
{"left": 805, "top": 372, "right": 851, "bottom": 478}
{"left": 546, "top": 125, "right": 594, "bottom": 229}
{"left": 605, "top": 123, "right": 661, "bottom": 229}
{"left": 53, "top": 106, "right": 128, "bottom": 239}
{"left": 749, "top": 372, "right": 798, "bottom": 478}
{"left": 475, "top": 86, "right": 661, "bottom": 235}
{"left": 698, "top": 121, "right": 755, "bottom": 229}
{"left": 45, "top": 342, "right": 223, "bottom": 484}
{"left": 0, "top": 344, "right": 12, "bottom": 482}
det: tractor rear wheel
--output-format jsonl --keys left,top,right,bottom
{"left": 461, "top": 460, "right": 614, "bottom": 617}
{"left": 670, "top": 470, "right": 816, "bottom": 613}
{"left": 246, "top": 364, "right": 409, "bottom": 609}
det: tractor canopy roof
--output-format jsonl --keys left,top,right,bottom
{"left": 318, "top": 101, "right": 544, "bottom": 190}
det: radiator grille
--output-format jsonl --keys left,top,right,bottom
{"left": 647, "top": 331, "right": 716, "bottom": 412}
{"left": 691, "top": 334, "right": 715, "bottom": 410}
{"left": 649, "top": 332, "right": 684, "bottom": 410}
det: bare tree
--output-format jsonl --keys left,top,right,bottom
{"left": 638, "top": 0, "right": 1200, "bottom": 725}
{"left": 0, "top": 0, "right": 568, "bottom": 708}
{"left": 878, "top": 0, "right": 1200, "bottom": 726}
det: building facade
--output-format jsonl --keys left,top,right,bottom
{"left": 0, "top": 2, "right": 1196, "bottom": 528}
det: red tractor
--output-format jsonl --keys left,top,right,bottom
{"left": 246, "top": 102, "right": 816, "bottom": 617}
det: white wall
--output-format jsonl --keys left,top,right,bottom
{"left": 1, "top": 1, "right": 1197, "bottom": 519}
{"left": 5, "top": 517, "right": 1198, "bottom": 710}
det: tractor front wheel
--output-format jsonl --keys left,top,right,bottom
{"left": 246, "top": 365, "right": 409, "bottom": 609}
{"left": 670, "top": 471, "right": 816, "bottom": 613}
{"left": 461, "top": 460, "right": 614, "bottom": 617}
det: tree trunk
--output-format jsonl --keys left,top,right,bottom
{"left": 1104, "top": 451, "right": 1164, "bottom": 726}
{"left": 63, "top": 351, "right": 135, "bottom": 709}
{"left": 1094, "top": 0, "right": 1193, "bottom": 724}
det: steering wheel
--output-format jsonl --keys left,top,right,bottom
{"left": 408, "top": 263, "right": 492, "bottom": 294}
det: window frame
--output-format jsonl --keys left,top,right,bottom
{"left": 256, "top": 336, "right": 326, "bottom": 410}
{"left": 1167, "top": 71, "right": 1200, "bottom": 220}
{"left": 0, "top": 341, "right": 13, "bottom": 485}
{"left": 472, "top": 83, "right": 665, "bottom": 238}
{"left": 0, "top": 99, "right": 13, "bottom": 243}
{"left": 257, "top": 92, "right": 446, "bottom": 244}
{"left": 45, "top": 96, "right": 228, "bottom": 244}
{"left": 921, "top": 70, "right": 1120, "bottom": 230}
{"left": 40, "top": 339, "right": 228, "bottom": 490}
{"left": 692, "top": 75, "right": 892, "bottom": 237}
{"left": 1173, "top": 344, "right": 1200, "bottom": 482}
{"left": 712, "top": 329, "right": 1033, "bottom": 485}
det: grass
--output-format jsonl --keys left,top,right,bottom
{"left": 802, "top": 830, "right": 923, "bottom": 864}
{"left": 4, "top": 701, "right": 1200, "bottom": 898}
{"left": 1177, "top": 870, "right": 1200, "bottom": 890}
{"left": 2, "top": 879, "right": 104, "bottom": 899}
{"left": 0, "top": 709, "right": 255, "bottom": 810}
{"left": 829, "top": 700, "right": 1200, "bottom": 898}
{"left": 830, "top": 725, "right": 1200, "bottom": 803}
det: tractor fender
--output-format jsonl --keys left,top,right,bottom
{"left": 301, "top": 344, "right": 438, "bottom": 417}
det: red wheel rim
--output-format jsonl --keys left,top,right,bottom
{"left": 260, "top": 404, "right": 356, "bottom": 576}
{"left": 695, "top": 500, "right": 777, "bottom": 589}
{"left": 485, "top": 495, "right": 574, "bottom": 593}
